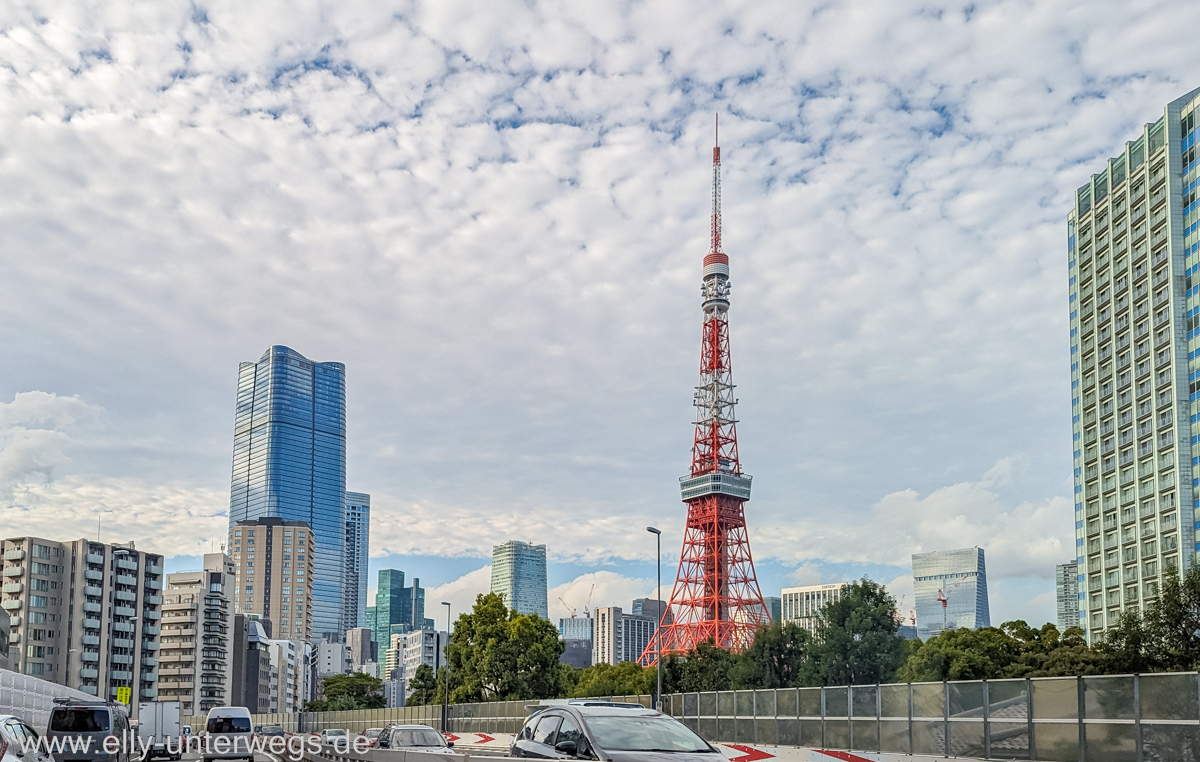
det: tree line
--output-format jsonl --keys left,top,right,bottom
{"left": 315, "top": 568, "right": 1200, "bottom": 709}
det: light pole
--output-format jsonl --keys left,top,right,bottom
{"left": 646, "top": 527, "right": 662, "bottom": 711}
{"left": 441, "top": 601, "right": 452, "bottom": 732}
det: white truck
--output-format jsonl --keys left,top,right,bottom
{"left": 137, "top": 701, "right": 183, "bottom": 761}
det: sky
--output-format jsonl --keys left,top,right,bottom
{"left": 3, "top": 0, "right": 1199, "bottom": 631}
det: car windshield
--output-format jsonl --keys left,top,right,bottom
{"left": 364, "top": 730, "right": 382, "bottom": 738}
{"left": 263, "top": 726, "right": 284, "bottom": 734}
{"left": 325, "top": 730, "right": 348, "bottom": 737}
{"left": 206, "top": 718, "right": 251, "bottom": 733}
{"left": 51, "top": 709, "right": 110, "bottom": 733}
{"left": 393, "top": 729, "right": 445, "bottom": 747}
{"left": 583, "top": 716, "right": 713, "bottom": 753}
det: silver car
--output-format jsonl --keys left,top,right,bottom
{"left": 1, "top": 715, "right": 53, "bottom": 762}
{"left": 46, "top": 701, "right": 132, "bottom": 762}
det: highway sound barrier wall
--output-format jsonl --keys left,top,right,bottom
{"left": 190, "top": 673, "right": 1200, "bottom": 762}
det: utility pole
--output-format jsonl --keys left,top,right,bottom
{"left": 646, "top": 527, "right": 662, "bottom": 709}
{"left": 441, "top": 601, "right": 452, "bottom": 733}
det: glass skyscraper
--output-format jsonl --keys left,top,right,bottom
{"left": 344, "top": 491, "right": 370, "bottom": 631}
{"left": 228, "top": 345, "right": 347, "bottom": 640}
{"left": 368, "top": 569, "right": 428, "bottom": 652}
{"left": 490, "top": 540, "right": 548, "bottom": 619}
{"left": 911, "top": 547, "right": 990, "bottom": 641}
{"left": 1068, "top": 88, "right": 1198, "bottom": 641}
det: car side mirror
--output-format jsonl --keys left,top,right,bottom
{"left": 554, "top": 741, "right": 578, "bottom": 756}
{"left": 446, "top": 741, "right": 454, "bottom": 748}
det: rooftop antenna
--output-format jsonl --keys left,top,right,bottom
{"left": 97, "top": 514, "right": 101, "bottom": 543}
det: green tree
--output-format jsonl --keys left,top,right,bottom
{"left": 729, "top": 621, "right": 813, "bottom": 689}
{"left": 408, "top": 663, "right": 438, "bottom": 705}
{"left": 808, "top": 578, "right": 909, "bottom": 685}
{"left": 1144, "top": 564, "right": 1200, "bottom": 671}
{"left": 570, "top": 662, "right": 652, "bottom": 697}
{"left": 445, "top": 592, "right": 566, "bottom": 702}
{"left": 661, "top": 641, "right": 737, "bottom": 693}
{"left": 303, "top": 672, "right": 385, "bottom": 711}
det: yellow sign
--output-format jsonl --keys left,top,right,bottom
{"left": 116, "top": 687, "right": 131, "bottom": 705}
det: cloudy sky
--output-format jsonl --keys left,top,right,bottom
{"left": 3, "top": 0, "right": 1197, "bottom": 629}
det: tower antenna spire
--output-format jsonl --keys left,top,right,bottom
{"left": 640, "top": 118, "right": 768, "bottom": 666}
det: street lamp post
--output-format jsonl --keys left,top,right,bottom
{"left": 441, "top": 601, "right": 452, "bottom": 732}
{"left": 646, "top": 527, "right": 662, "bottom": 711}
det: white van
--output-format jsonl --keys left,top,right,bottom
{"left": 202, "top": 708, "right": 253, "bottom": 762}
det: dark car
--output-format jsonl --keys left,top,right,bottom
{"left": 375, "top": 725, "right": 457, "bottom": 755}
{"left": 46, "top": 699, "right": 133, "bottom": 762}
{"left": 510, "top": 702, "right": 720, "bottom": 761}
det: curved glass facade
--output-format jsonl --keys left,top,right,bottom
{"left": 228, "top": 345, "right": 346, "bottom": 640}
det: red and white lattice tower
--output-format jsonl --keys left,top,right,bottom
{"left": 640, "top": 119, "right": 769, "bottom": 666}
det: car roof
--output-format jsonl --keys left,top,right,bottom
{"left": 552, "top": 703, "right": 663, "bottom": 718}
{"left": 384, "top": 725, "right": 439, "bottom": 730}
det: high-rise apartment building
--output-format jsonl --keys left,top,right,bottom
{"left": 268, "top": 639, "right": 311, "bottom": 714}
{"left": 368, "top": 570, "right": 428, "bottom": 651}
{"left": 1, "top": 537, "right": 163, "bottom": 711}
{"left": 229, "top": 519, "right": 315, "bottom": 641}
{"left": 592, "top": 607, "right": 656, "bottom": 665}
{"left": 402, "top": 630, "right": 447, "bottom": 697}
{"left": 1056, "top": 561, "right": 1080, "bottom": 632}
{"left": 781, "top": 583, "right": 847, "bottom": 634}
{"left": 157, "top": 554, "right": 234, "bottom": 716}
{"left": 1068, "top": 90, "right": 1200, "bottom": 641}
{"left": 491, "top": 541, "right": 548, "bottom": 619}
{"left": 912, "top": 547, "right": 990, "bottom": 640}
{"left": 230, "top": 614, "right": 272, "bottom": 714}
{"left": 228, "top": 345, "right": 347, "bottom": 640}
{"left": 344, "top": 492, "right": 370, "bottom": 632}
{"left": 317, "top": 641, "right": 350, "bottom": 678}
{"left": 382, "top": 632, "right": 405, "bottom": 681}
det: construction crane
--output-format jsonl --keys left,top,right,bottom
{"left": 583, "top": 584, "right": 595, "bottom": 618}
{"left": 936, "top": 589, "right": 948, "bottom": 633}
{"left": 559, "top": 597, "right": 577, "bottom": 619}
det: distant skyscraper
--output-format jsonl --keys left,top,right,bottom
{"left": 229, "top": 518, "right": 315, "bottom": 641}
{"left": 592, "top": 607, "right": 656, "bottom": 665}
{"left": 1068, "top": 90, "right": 1197, "bottom": 641}
{"left": 228, "top": 345, "right": 347, "bottom": 640}
{"left": 762, "top": 596, "right": 781, "bottom": 624}
{"left": 491, "top": 541, "right": 548, "bottom": 619}
{"left": 344, "top": 492, "right": 370, "bottom": 632}
{"left": 632, "top": 598, "right": 673, "bottom": 627}
{"left": 370, "top": 569, "right": 426, "bottom": 650}
{"left": 912, "top": 547, "right": 990, "bottom": 640}
{"left": 1056, "top": 561, "right": 1080, "bottom": 633}
{"left": 781, "top": 583, "right": 847, "bottom": 634}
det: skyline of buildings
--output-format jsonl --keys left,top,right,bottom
{"left": 227, "top": 345, "right": 348, "bottom": 640}
{"left": 367, "top": 568, "right": 430, "bottom": 654}
{"left": 912, "top": 547, "right": 991, "bottom": 640}
{"left": 491, "top": 540, "right": 548, "bottom": 619}
{"left": 1068, "top": 88, "right": 1197, "bottom": 641}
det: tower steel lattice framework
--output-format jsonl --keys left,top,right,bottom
{"left": 639, "top": 120, "right": 769, "bottom": 667}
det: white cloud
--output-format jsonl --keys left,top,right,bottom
{"left": 425, "top": 565, "right": 493, "bottom": 624}
{"left": 549, "top": 570, "right": 655, "bottom": 621}
{"left": 0, "top": 391, "right": 103, "bottom": 497}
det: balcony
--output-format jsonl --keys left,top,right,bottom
{"left": 8, "top": 616, "right": 19, "bottom": 627}
{"left": 116, "top": 558, "right": 138, "bottom": 572}
{"left": 141, "top": 639, "right": 159, "bottom": 651}
{"left": 81, "top": 635, "right": 100, "bottom": 646}
{"left": 8, "top": 632, "right": 18, "bottom": 644}
{"left": 114, "top": 605, "right": 136, "bottom": 617}
{"left": 80, "top": 652, "right": 99, "bottom": 663}
{"left": 109, "top": 670, "right": 132, "bottom": 681}
{"left": 86, "top": 553, "right": 104, "bottom": 565}
{"left": 84, "top": 586, "right": 102, "bottom": 598}
{"left": 3, "top": 566, "right": 24, "bottom": 577}
{"left": 2, "top": 582, "right": 23, "bottom": 594}
{"left": 111, "top": 654, "right": 132, "bottom": 665}
{"left": 141, "top": 687, "right": 158, "bottom": 699}
{"left": 79, "top": 668, "right": 98, "bottom": 679}
{"left": 1, "top": 600, "right": 22, "bottom": 611}
{"left": 112, "top": 622, "right": 133, "bottom": 633}
{"left": 112, "top": 638, "right": 133, "bottom": 649}
{"left": 82, "top": 602, "right": 101, "bottom": 613}
{"left": 79, "top": 685, "right": 97, "bottom": 696}
{"left": 143, "top": 625, "right": 160, "bottom": 635}
{"left": 85, "top": 570, "right": 102, "bottom": 582}
{"left": 147, "top": 564, "right": 163, "bottom": 576}
{"left": 144, "top": 595, "right": 162, "bottom": 606}
{"left": 142, "top": 656, "right": 158, "bottom": 667}
{"left": 147, "top": 578, "right": 163, "bottom": 590}
{"left": 115, "top": 590, "right": 135, "bottom": 602}
{"left": 144, "top": 610, "right": 161, "bottom": 620}
{"left": 82, "top": 617, "right": 101, "bottom": 630}
{"left": 3, "top": 549, "right": 24, "bottom": 561}
{"left": 116, "top": 574, "right": 136, "bottom": 586}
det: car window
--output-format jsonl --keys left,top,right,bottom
{"left": 532, "top": 716, "right": 562, "bottom": 745}
{"left": 556, "top": 717, "right": 584, "bottom": 748}
{"left": 206, "top": 717, "right": 251, "bottom": 733}
{"left": 583, "top": 716, "right": 712, "bottom": 753}
{"left": 51, "top": 709, "right": 110, "bottom": 733}
{"left": 519, "top": 719, "right": 537, "bottom": 741}
{"left": 20, "top": 722, "right": 39, "bottom": 743}
{"left": 5, "top": 721, "right": 29, "bottom": 749}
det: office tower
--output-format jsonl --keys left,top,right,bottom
{"left": 1068, "top": 91, "right": 1200, "bottom": 641}
{"left": 490, "top": 541, "right": 548, "bottom": 619}
{"left": 912, "top": 547, "right": 990, "bottom": 640}
{"left": 631, "top": 598, "right": 674, "bottom": 627}
{"left": 763, "top": 596, "right": 782, "bottom": 623}
{"left": 370, "top": 570, "right": 427, "bottom": 650}
{"left": 383, "top": 678, "right": 404, "bottom": 708}
{"left": 346, "top": 626, "right": 373, "bottom": 668}
{"left": 228, "top": 345, "right": 347, "bottom": 640}
{"left": 344, "top": 492, "right": 370, "bottom": 632}
{"left": 1057, "top": 561, "right": 1081, "bottom": 633}
{"left": 592, "top": 607, "right": 656, "bottom": 665}
{"left": 0, "top": 536, "right": 163, "bottom": 710}
{"left": 781, "top": 583, "right": 848, "bottom": 634}
{"left": 229, "top": 518, "right": 315, "bottom": 641}
{"left": 558, "top": 617, "right": 594, "bottom": 641}
{"left": 157, "top": 554, "right": 235, "bottom": 715}
{"left": 402, "top": 630, "right": 447, "bottom": 697}
{"left": 558, "top": 617, "right": 594, "bottom": 669}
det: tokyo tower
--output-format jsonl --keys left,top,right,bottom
{"left": 639, "top": 119, "right": 769, "bottom": 666}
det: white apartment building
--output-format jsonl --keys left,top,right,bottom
{"left": 402, "top": 630, "right": 447, "bottom": 694}
{"left": 156, "top": 554, "right": 234, "bottom": 716}
{"left": 317, "top": 640, "right": 350, "bottom": 678}
{"left": 268, "top": 639, "right": 311, "bottom": 713}
{"left": 1068, "top": 88, "right": 1200, "bottom": 640}
{"left": 592, "top": 607, "right": 656, "bottom": 665}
